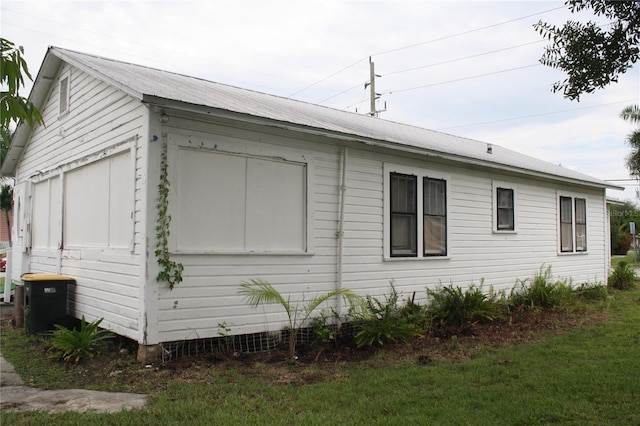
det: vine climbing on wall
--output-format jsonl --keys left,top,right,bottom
{"left": 155, "top": 141, "right": 184, "bottom": 290}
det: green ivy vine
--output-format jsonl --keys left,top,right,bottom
{"left": 155, "top": 141, "right": 184, "bottom": 290}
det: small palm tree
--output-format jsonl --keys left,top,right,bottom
{"left": 621, "top": 104, "right": 640, "bottom": 176}
{"left": 239, "top": 279, "right": 364, "bottom": 361}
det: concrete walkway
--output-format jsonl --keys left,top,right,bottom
{"left": 0, "top": 353, "right": 147, "bottom": 413}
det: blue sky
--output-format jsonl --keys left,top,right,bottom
{"left": 2, "top": 0, "right": 638, "bottom": 200}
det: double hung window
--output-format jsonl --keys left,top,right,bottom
{"left": 559, "top": 195, "right": 587, "bottom": 253}
{"left": 388, "top": 168, "right": 448, "bottom": 258}
{"left": 496, "top": 187, "right": 514, "bottom": 231}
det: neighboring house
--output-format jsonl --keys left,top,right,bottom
{"left": 1, "top": 47, "right": 622, "bottom": 361}
{"left": 0, "top": 214, "right": 11, "bottom": 250}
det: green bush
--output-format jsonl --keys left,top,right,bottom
{"left": 608, "top": 261, "right": 637, "bottom": 290}
{"left": 427, "top": 282, "right": 497, "bottom": 331}
{"left": 613, "top": 234, "right": 632, "bottom": 255}
{"left": 511, "top": 266, "right": 574, "bottom": 310}
{"left": 352, "top": 284, "right": 420, "bottom": 348}
{"left": 46, "top": 317, "right": 114, "bottom": 364}
{"left": 573, "top": 283, "right": 609, "bottom": 302}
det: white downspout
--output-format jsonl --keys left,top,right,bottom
{"left": 336, "top": 146, "right": 348, "bottom": 316}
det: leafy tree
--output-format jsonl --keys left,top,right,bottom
{"left": 610, "top": 201, "right": 639, "bottom": 255}
{"left": 535, "top": 1, "right": 640, "bottom": 100}
{"left": 620, "top": 104, "right": 640, "bottom": 177}
{"left": 1, "top": 38, "right": 43, "bottom": 165}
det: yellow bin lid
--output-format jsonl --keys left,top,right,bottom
{"left": 22, "top": 273, "right": 75, "bottom": 281}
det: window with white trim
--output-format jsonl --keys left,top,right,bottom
{"left": 559, "top": 195, "right": 587, "bottom": 253}
{"left": 385, "top": 165, "right": 449, "bottom": 259}
{"left": 423, "top": 177, "right": 447, "bottom": 256}
{"left": 496, "top": 187, "right": 514, "bottom": 231}
{"left": 492, "top": 181, "right": 516, "bottom": 233}
{"left": 390, "top": 173, "right": 417, "bottom": 256}
{"left": 59, "top": 71, "right": 70, "bottom": 116}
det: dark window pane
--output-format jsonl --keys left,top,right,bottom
{"left": 392, "top": 215, "right": 417, "bottom": 255}
{"left": 390, "top": 173, "right": 417, "bottom": 257}
{"left": 497, "top": 188, "right": 514, "bottom": 230}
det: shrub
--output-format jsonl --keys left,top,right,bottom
{"left": 608, "top": 261, "right": 637, "bottom": 290}
{"left": 46, "top": 317, "right": 114, "bottom": 364}
{"left": 573, "top": 283, "right": 609, "bottom": 302}
{"left": 510, "top": 265, "right": 574, "bottom": 310}
{"left": 613, "top": 234, "right": 632, "bottom": 255}
{"left": 427, "top": 282, "right": 497, "bottom": 332}
{"left": 352, "top": 284, "right": 420, "bottom": 348}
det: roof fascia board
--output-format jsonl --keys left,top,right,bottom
{"left": 144, "top": 95, "right": 621, "bottom": 191}
{"left": 50, "top": 48, "right": 144, "bottom": 101}
{"left": 1, "top": 50, "right": 63, "bottom": 176}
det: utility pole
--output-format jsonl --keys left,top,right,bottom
{"left": 365, "top": 57, "right": 385, "bottom": 117}
{"left": 369, "top": 57, "right": 376, "bottom": 116}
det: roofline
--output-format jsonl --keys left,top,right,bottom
{"left": 144, "top": 95, "right": 623, "bottom": 191}
{"left": 1, "top": 47, "right": 145, "bottom": 177}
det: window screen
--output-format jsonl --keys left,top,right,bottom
{"left": 559, "top": 196, "right": 573, "bottom": 252}
{"left": 496, "top": 187, "right": 514, "bottom": 231}
{"left": 575, "top": 198, "right": 587, "bottom": 251}
{"left": 423, "top": 177, "right": 447, "bottom": 256}
{"left": 390, "top": 173, "right": 417, "bottom": 257}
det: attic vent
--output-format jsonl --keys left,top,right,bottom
{"left": 59, "top": 72, "right": 70, "bottom": 115}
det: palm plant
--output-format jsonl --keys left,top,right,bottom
{"left": 621, "top": 104, "right": 640, "bottom": 176}
{"left": 239, "top": 279, "right": 364, "bottom": 361}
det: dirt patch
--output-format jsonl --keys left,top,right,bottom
{"left": 1, "top": 307, "right": 609, "bottom": 392}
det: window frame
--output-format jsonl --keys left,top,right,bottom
{"left": 384, "top": 163, "right": 450, "bottom": 260}
{"left": 557, "top": 193, "right": 588, "bottom": 254}
{"left": 167, "top": 139, "right": 315, "bottom": 255}
{"left": 492, "top": 181, "right": 516, "bottom": 233}
{"left": 423, "top": 177, "right": 447, "bottom": 257}
{"left": 58, "top": 70, "right": 71, "bottom": 117}
{"left": 390, "top": 172, "right": 418, "bottom": 257}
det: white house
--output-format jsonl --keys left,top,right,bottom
{"left": 1, "top": 47, "right": 621, "bottom": 361}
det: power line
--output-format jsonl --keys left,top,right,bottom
{"left": 436, "top": 99, "right": 639, "bottom": 131}
{"left": 287, "top": 58, "right": 368, "bottom": 97}
{"left": 287, "top": 5, "right": 565, "bottom": 99}
{"left": 370, "top": 6, "right": 565, "bottom": 58}
{"left": 383, "top": 64, "right": 541, "bottom": 95}
{"left": 382, "top": 40, "right": 544, "bottom": 76}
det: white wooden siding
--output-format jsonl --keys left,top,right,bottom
{"left": 152, "top": 121, "right": 608, "bottom": 344}
{"left": 15, "top": 64, "right": 145, "bottom": 340}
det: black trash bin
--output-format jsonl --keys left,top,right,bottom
{"left": 23, "top": 274, "right": 75, "bottom": 334}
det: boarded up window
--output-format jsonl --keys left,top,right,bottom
{"left": 32, "top": 177, "right": 61, "bottom": 249}
{"left": 174, "top": 148, "right": 306, "bottom": 252}
{"left": 64, "top": 151, "right": 132, "bottom": 248}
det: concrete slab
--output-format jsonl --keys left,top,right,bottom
{"left": 0, "top": 353, "right": 146, "bottom": 413}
